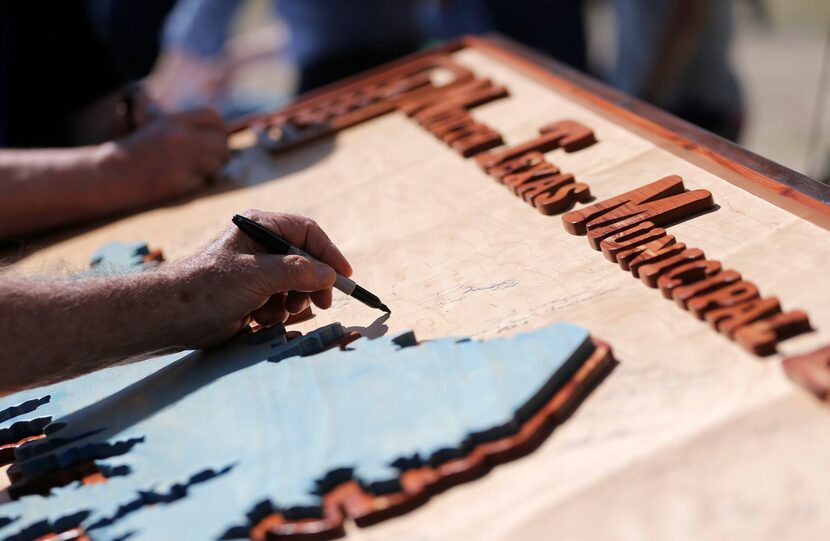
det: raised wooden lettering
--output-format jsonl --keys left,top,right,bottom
{"left": 672, "top": 270, "right": 742, "bottom": 309}
{"left": 401, "top": 78, "right": 495, "bottom": 116}
{"left": 657, "top": 260, "right": 722, "bottom": 299}
{"left": 562, "top": 175, "right": 687, "bottom": 235}
{"left": 517, "top": 173, "right": 574, "bottom": 204}
{"left": 427, "top": 109, "right": 476, "bottom": 138}
{"left": 585, "top": 189, "right": 714, "bottom": 250}
{"left": 783, "top": 345, "right": 830, "bottom": 403}
{"left": 534, "top": 183, "right": 592, "bottom": 215}
{"left": 380, "top": 71, "right": 433, "bottom": 99}
{"left": 475, "top": 120, "right": 596, "bottom": 170}
{"left": 451, "top": 129, "right": 504, "bottom": 157}
{"left": 687, "top": 281, "right": 760, "bottom": 320}
{"left": 617, "top": 235, "right": 676, "bottom": 272}
{"left": 704, "top": 297, "right": 782, "bottom": 338}
{"left": 638, "top": 248, "right": 706, "bottom": 288}
{"left": 734, "top": 311, "right": 812, "bottom": 356}
{"left": 503, "top": 162, "right": 560, "bottom": 195}
{"left": 627, "top": 241, "right": 687, "bottom": 278}
{"left": 441, "top": 121, "right": 483, "bottom": 144}
{"left": 600, "top": 222, "right": 665, "bottom": 263}
{"left": 538, "top": 120, "right": 597, "bottom": 152}
{"left": 413, "top": 83, "right": 509, "bottom": 125}
{"left": 489, "top": 152, "right": 546, "bottom": 182}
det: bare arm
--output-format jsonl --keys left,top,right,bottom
{"left": 0, "top": 109, "right": 230, "bottom": 239}
{"left": 0, "top": 211, "right": 353, "bottom": 394}
{"left": 0, "top": 144, "right": 119, "bottom": 237}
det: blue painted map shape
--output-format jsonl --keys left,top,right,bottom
{"left": 0, "top": 322, "right": 595, "bottom": 540}
{"left": 87, "top": 242, "right": 161, "bottom": 275}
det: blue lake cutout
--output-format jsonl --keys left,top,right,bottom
{"left": 0, "top": 322, "right": 597, "bottom": 540}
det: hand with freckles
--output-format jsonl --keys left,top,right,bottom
{"left": 0, "top": 210, "right": 353, "bottom": 392}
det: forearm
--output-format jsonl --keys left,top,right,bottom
{"left": 0, "top": 262, "right": 218, "bottom": 393}
{"left": 0, "top": 144, "right": 130, "bottom": 238}
{"left": 0, "top": 210, "right": 351, "bottom": 393}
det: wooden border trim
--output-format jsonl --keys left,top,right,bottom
{"left": 461, "top": 35, "right": 830, "bottom": 229}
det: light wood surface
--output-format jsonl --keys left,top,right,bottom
{"left": 8, "top": 45, "right": 830, "bottom": 539}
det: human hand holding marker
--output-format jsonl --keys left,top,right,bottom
{"left": 232, "top": 213, "right": 391, "bottom": 314}
{"left": 0, "top": 210, "right": 357, "bottom": 389}
{"left": 161, "top": 210, "right": 357, "bottom": 350}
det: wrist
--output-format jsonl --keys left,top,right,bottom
{"left": 151, "top": 254, "right": 247, "bottom": 349}
{"left": 87, "top": 142, "right": 134, "bottom": 213}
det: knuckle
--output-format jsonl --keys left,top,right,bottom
{"left": 241, "top": 208, "right": 264, "bottom": 220}
{"left": 284, "top": 254, "right": 308, "bottom": 272}
{"left": 163, "top": 127, "right": 188, "bottom": 147}
{"left": 283, "top": 255, "right": 314, "bottom": 286}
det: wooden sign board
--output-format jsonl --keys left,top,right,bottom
{"left": 7, "top": 36, "right": 830, "bottom": 539}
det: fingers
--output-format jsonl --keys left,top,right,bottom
{"left": 187, "top": 130, "right": 230, "bottom": 175}
{"left": 251, "top": 294, "right": 315, "bottom": 327}
{"left": 170, "top": 107, "right": 227, "bottom": 133}
{"left": 284, "top": 291, "right": 311, "bottom": 314}
{"left": 251, "top": 293, "right": 288, "bottom": 326}
{"left": 177, "top": 173, "right": 207, "bottom": 196}
{"left": 241, "top": 211, "right": 353, "bottom": 277}
{"left": 310, "top": 288, "right": 333, "bottom": 310}
{"left": 285, "top": 306, "right": 314, "bottom": 324}
{"left": 255, "top": 254, "right": 336, "bottom": 294}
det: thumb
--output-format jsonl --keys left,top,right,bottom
{"left": 257, "top": 254, "right": 336, "bottom": 293}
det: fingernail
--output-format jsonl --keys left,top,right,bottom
{"left": 317, "top": 264, "right": 336, "bottom": 285}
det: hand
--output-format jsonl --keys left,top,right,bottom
{"left": 169, "top": 210, "right": 353, "bottom": 349}
{"left": 100, "top": 108, "right": 230, "bottom": 210}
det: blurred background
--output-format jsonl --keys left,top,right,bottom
{"left": 6, "top": 0, "right": 830, "bottom": 181}
{"left": 146, "top": 0, "right": 830, "bottom": 182}
{"left": 587, "top": 0, "right": 830, "bottom": 181}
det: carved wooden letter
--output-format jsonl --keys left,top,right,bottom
{"left": 412, "top": 81, "right": 509, "bottom": 125}
{"left": 704, "top": 297, "right": 782, "bottom": 338}
{"left": 672, "top": 270, "right": 742, "bottom": 309}
{"left": 562, "top": 175, "right": 687, "bottom": 235}
{"left": 783, "top": 345, "right": 830, "bottom": 403}
{"left": 381, "top": 70, "right": 433, "bottom": 99}
{"left": 427, "top": 109, "right": 477, "bottom": 138}
{"left": 489, "top": 152, "right": 547, "bottom": 182}
{"left": 600, "top": 222, "right": 666, "bottom": 263}
{"left": 401, "top": 78, "right": 495, "bottom": 116}
{"left": 538, "top": 120, "right": 597, "bottom": 152}
{"left": 534, "top": 183, "right": 592, "bottom": 215}
{"left": 584, "top": 190, "right": 714, "bottom": 250}
{"left": 734, "top": 311, "right": 812, "bottom": 356}
{"left": 503, "top": 162, "right": 560, "bottom": 194}
{"left": 475, "top": 120, "right": 596, "bottom": 171}
{"left": 617, "top": 235, "right": 676, "bottom": 272}
{"left": 516, "top": 174, "right": 574, "bottom": 203}
{"left": 686, "top": 281, "right": 760, "bottom": 320}
{"left": 627, "top": 241, "right": 687, "bottom": 278}
{"left": 638, "top": 248, "right": 706, "bottom": 288}
{"left": 451, "top": 128, "right": 505, "bottom": 158}
{"left": 657, "top": 259, "right": 722, "bottom": 299}
{"left": 560, "top": 176, "right": 714, "bottom": 251}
